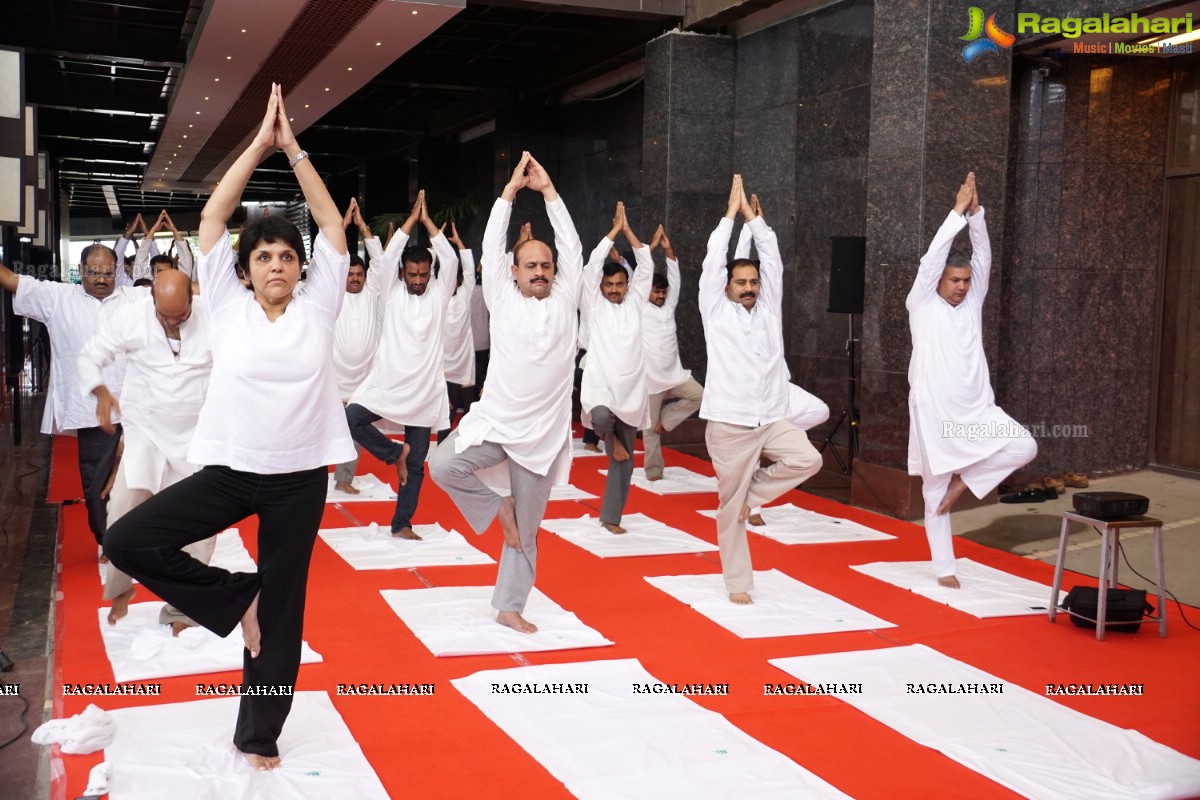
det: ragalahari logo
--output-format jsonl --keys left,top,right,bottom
{"left": 961, "top": 7, "right": 1016, "bottom": 62}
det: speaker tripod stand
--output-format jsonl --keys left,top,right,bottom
{"left": 818, "top": 313, "right": 859, "bottom": 474}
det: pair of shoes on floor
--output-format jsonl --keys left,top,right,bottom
{"left": 1063, "top": 471, "right": 1089, "bottom": 488}
{"left": 1043, "top": 476, "right": 1065, "bottom": 495}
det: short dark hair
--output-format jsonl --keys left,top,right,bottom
{"left": 150, "top": 254, "right": 174, "bottom": 270}
{"left": 725, "top": 258, "right": 760, "bottom": 285}
{"left": 349, "top": 254, "right": 366, "bottom": 269}
{"left": 401, "top": 246, "right": 432, "bottom": 267}
{"left": 133, "top": 277, "right": 153, "bottom": 288}
{"left": 945, "top": 255, "right": 971, "bottom": 270}
{"left": 81, "top": 244, "right": 118, "bottom": 267}
{"left": 238, "top": 216, "right": 305, "bottom": 271}
{"left": 651, "top": 272, "right": 669, "bottom": 291}
{"left": 601, "top": 260, "right": 627, "bottom": 279}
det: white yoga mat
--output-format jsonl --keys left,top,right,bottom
{"left": 851, "top": 557, "right": 1066, "bottom": 618}
{"left": 325, "top": 472, "right": 397, "bottom": 503}
{"left": 644, "top": 569, "right": 895, "bottom": 639}
{"left": 571, "top": 437, "right": 642, "bottom": 458}
{"left": 452, "top": 658, "right": 853, "bottom": 800}
{"left": 318, "top": 522, "right": 495, "bottom": 570}
{"left": 98, "top": 602, "right": 322, "bottom": 683}
{"left": 698, "top": 504, "right": 896, "bottom": 544}
{"left": 540, "top": 513, "right": 718, "bottom": 558}
{"left": 379, "top": 586, "right": 613, "bottom": 657}
{"left": 601, "top": 466, "right": 718, "bottom": 495}
{"left": 770, "top": 644, "right": 1200, "bottom": 800}
{"left": 484, "top": 479, "right": 597, "bottom": 501}
{"left": 104, "top": 691, "right": 389, "bottom": 799}
{"left": 99, "top": 528, "right": 255, "bottom": 586}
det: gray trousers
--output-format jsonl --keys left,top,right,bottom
{"left": 590, "top": 405, "right": 636, "bottom": 526}
{"left": 643, "top": 377, "right": 704, "bottom": 479}
{"left": 429, "top": 431, "right": 558, "bottom": 613}
{"left": 333, "top": 444, "right": 362, "bottom": 484}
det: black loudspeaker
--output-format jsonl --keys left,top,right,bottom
{"left": 828, "top": 236, "right": 866, "bottom": 314}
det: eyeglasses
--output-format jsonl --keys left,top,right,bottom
{"left": 81, "top": 269, "right": 117, "bottom": 280}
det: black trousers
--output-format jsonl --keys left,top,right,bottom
{"left": 104, "top": 464, "right": 327, "bottom": 757}
{"left": 76, "top": 425, "right": 123, "bottom": 545}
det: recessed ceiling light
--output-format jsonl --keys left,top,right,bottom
{"left": 226, "top": 56, "right": 232, "bottom": 60}
{"left": 182, "top": 135, "right": 188, "bottom": 139}
{"left": 240, "top": 28, "right": 246, "bottom": 33}
{"left": 214, "top": 77, "right": 220, "bottom": 82}
{"left": 375, "top": 42, "right": 382, "bottom": 46}
{"left": 412, "top": 9, "right": 418, "bottom": 13}
{"left": 195, "top": 111, "right": 200, "bottom": 114}
{"left": 324, "top": 87, "right": 330, "bottom": 91}
{"left": 347, "top": 66, "right": 353, "bottom": 71}
{"left": 304, "top": 104, "right": 310, "bottom": 108}
{"left": 188, "top": 124, "right": 193, "bottom": 128}
{"left": 289, "top": 117, "right": 294, "bottom": 122}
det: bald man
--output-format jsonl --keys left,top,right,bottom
{"left": 78, "top": 270, "right": 214, "bottom": 629}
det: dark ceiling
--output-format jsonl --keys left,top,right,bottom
{"left": 0, "top": 0, "right": 694, "bottom": 222}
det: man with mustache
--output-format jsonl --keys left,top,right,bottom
{"left": 430, "top": 151, "right": 582, "bottom": 634}
{"left": 907, "top": 172, "right": 1036, "bottom": 588}
{"left": 579, "top": 201, "right": 654, "bottom": 533}
{"left": 344, "top": 192, "right": 458, "bottom": 538}
{"left": 699, "top": 175, "right": 823, "bottom": 604}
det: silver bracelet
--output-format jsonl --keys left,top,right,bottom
{"left": 287, "top": 149, "right": 309, "bottom": 168}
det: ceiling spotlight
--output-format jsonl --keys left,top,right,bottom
{"left": 214, "top": 77, "right": 220, "bottom": 82}
{"left": 226, "top": 55, "right": 232, "bottom": 60}
{"left": 182, "top": 135, "right": 188, "bottom": 139}
{"left": 304, "top": 104, "right": 310, "bottom": 108}
{"left": 195, "top": 111, "right": 201, "bottom": 114}
{"left": 188, "top": 124, "right": 193, "bottom": 128}
{"left": 204, "top": 96, "right": 209, "bottom": 101}
{"left": 412, "top": 9, "right": 418, "bottom": 13}
{"left": 347, "top": 66, "right": 353, "bottom": 71}
{"left": 375, "top": 42, "right": 382, "bottom": 46}
{"left": 324, "top": 87, "right": 330, "bottom": 92}
{"left": 240, "top": 28, "right": 246, "bottom": 33}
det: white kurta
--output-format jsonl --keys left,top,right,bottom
{"left": 332, "top": 286, "right": 381, "bottom": 403}
{"left": 579, "top": 237, "right": 654, "bottom": 429}
{"left": 188, "top": 230, "right": 354, "bottom": 473}
{"left": 134, "top": 237, "right": 194, "bottom": 279}
{"left": 641, "top": 256, "right": 692, "bottom": 393}
{"left": 350, "top": 231, "right": 458, "bottom": 428}
{"left": 76, "top": 294, "right": 213, "bottom": 491}
{"left": 907, "top": 207, "right": 1019, "bottom": 477}
{"left": 13, "top": 279, "right": 142, "bottom": 433}
{"left": 698, "top": 217, "right": 791, "bottom": 427}
{"left": 454, "top": 196, "right": 583, "bottom": 478}
{"left": 442, "top": 248, "right": 476, "bottom": 386}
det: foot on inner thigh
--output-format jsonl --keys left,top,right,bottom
{"left": 241, "top": 591, "right": 262, "bottom": 658}
{"left": 729, "top": 592, "right": 753, "bottom": 605}
{"left": 654, "top": 420, "right": 665, "bottom": 435}
{"left": 937, "top": 575, "right": 961, "bottom": 589}
{"left": 392, "top": 526, "right": 422, "bottom": 540}
{"left": 497, "top": 495, "right": 522, "bottom": 550}
{"left": 170, "top": 621, "right": 194, "bottom": 637}
{"left": 496, "top": 610, "right": 538, "bottom": 633}
{"left": 601, "top": 522, "right": 627, "bottom": 535}
{"left": 241, "top": 751, "right": 281, "bottom": 771}
{"left": 107, "top": 586, "right": 136, "bottom": 624}
{"left": 394, "top": 442, "right": 411, "bottom": 486}
{"left": 611, "top": 437, "right": 630, "bottom": 462}
{"left": 747, "top": 513, "right": 765, "bottom": 527}
{"left": 334, "top": 480, "right": 360, "bottom": 495}
{"left": 936, "top": 474, "right": 967, "bottom": 515}
{"left": 737, "top": 503, "right": 752, "bottom": 523}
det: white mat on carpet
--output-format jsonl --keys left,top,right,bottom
{"left": 318, "top": 522, "right": 494, "bottom": 570}
{"left": 698, "top": 504, "right": 896, "bottom": 544}
{"left": 540, "top": 513, "right": 718, "bottom": 558}
{"left": 100, "top": 528, "right": 255, "bottom": 586}
{"left": 770, "top": 644, "right": 1200, "bottom": 800}
{"left": 571, "top": 437, "right": 642, "bottom": 458}
{"left": 851, "top": 557, "right": 1066, "bottom": 618}
{"left": 379, "top": 586, "right": 612, "bottom": 656}
{"left": 600, "top": 466, "right": 718, "bottom": 495}
{"left": 99, "top": 602, "right": 322, "bottom": 683}
{"left": 325, "top": 472, "right": 396, "bottom": 503}
{"left": 484, "top": 479, "right": 597, "bottom": 501}
{"left": 104, "top": 692, "right": 389, "bottom": 799}
{"left": 644, "top": 569, "right": 895, "bottom": 639}
{"left": 452, "top": 658, "right": 852, "bottom": 800}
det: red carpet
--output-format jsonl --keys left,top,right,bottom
{"left": 49, "top": 439, "right": 1200, "bottom": 798}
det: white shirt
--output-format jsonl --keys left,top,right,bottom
{"left": 13, "top": 279, "right": 142, "bottom": 433}
{"left": 134, "top": 237, "right": 194, "bottom": 279}
{"left": 641, "top": 256, "right": 692, "bottom": 393}
{"left": 333, "top": 284, "right": 381, "bottom": 402}
{"left": 77, "top": 294, "right": 212, "bottom": 491}
{"left": 579, "top": 237, "right": 654, "bottom": 428}
{"left": 907, "top": 207, "right": 1019, "bottom": 476}
{"left": 469, "top": 278, "right": 490, "bottom": 351}
{"left": 698, "top": 216, "right": 790, "bottom": 427}
{"left": 442, "top": 248, "right": 476, "bottom": 386}
{"left": 454, "top": 196, "right": 582, "bottom": 477}
{"left": 188, "top": 230, "right": 354, "bottom": 473}
{"left": 350, "top": 231, "right": 458, "bottom": 427}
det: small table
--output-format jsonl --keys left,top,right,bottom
{"left": 1047, "top": 512, "right": 1167, "bottom": 640}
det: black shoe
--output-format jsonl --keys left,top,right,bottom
{"left": 1000, "top": 489, "right": 1048, "bottom": 504}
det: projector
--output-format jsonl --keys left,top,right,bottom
{"left": 1072, "top": 491, "right": 1149, "bottom": 520}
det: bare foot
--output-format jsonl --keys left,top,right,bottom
{"left": 936, "top": 474, "right": 967, "bottom": 515}
{"left": 496, "top": 610, "right": 538, "bottom": 633}
{"left": 334, "top": 480, "right": 360, "bottom": 495}
{"left": 938, "top": 575, "right": 961, "bottom": 589}
{"left": 393, "top": 442, "right": 411, "bottom": 486}
{"left": 241, "top": 592, "right": 261, "bottom": 658}
{"left": 729, "top": 592, "right": 753, "bottom": 605}
{"left": 392, "top": 526, "right": 422, "bottom": 540}
{"left": 171, "top": 621, "right": 194, "bottom": 637}
{"left": 646, "top": 473, "right": 662, "bottom": 482}
{"left": 583, "top": 442, "right": 601, "bottom": 453}
{"left": 99, "top": 554, "right": 110, "bottom": 564}
{"left": 107, "top": 586, "right": 136, "bottom": 624}
{"left": 242, "top": 752, "right": 281, "bottom": 771}
{"left": 497, "top": 495, "right": 522, "bottom": 550}
{"left": 737, "top": 503, "right": 752, "bottom": 523}
{"left": 747, "top": 513, "right": 765, "bottom": 527}
{"left": 601, "top": 522, "right": 627, "bottom": 534}
{"left": 611, "top": 438, "right": 630, "bottom": 462}
{"left": 654, "top": 420, "right": 665, "bottom": 435}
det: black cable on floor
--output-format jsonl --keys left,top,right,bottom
{"left": 0, "top": 685, "right": 31, "bottom": 751}
{"left": 1087, "top": 525, "right": 1200, "bottom": 634}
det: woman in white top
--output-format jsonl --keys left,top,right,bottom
{"left": 105, "top": 84, "right": 352, "bottom": 771}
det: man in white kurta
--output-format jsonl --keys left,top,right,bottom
{"left": 1, "top": 248, "right": 142, "bottom": 545}
{"left": 77, "top": 270, "right": 213, "bottom": 628}
{"left": 331, "top": 242, "right": 381, "bottom": 494}
{"left": 580, "top": 202, "right": 654, "bottom": 533}
{"left": 345, "top": 192, "right": 458, "bottom": 539}
{"left": 430, "top": 151, "right": 582, "bottom": 634}
{"left": 641, "top": 225, "right": 704, "bottom": 481}
{"left": 700, "top": 176, "right": 823, "bottom": 604}
{"left": 908, "top": 173, "right": 1036, "bottom": 588}
{"left": 441, "top": 222, "right": 476, "bottom": 437}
